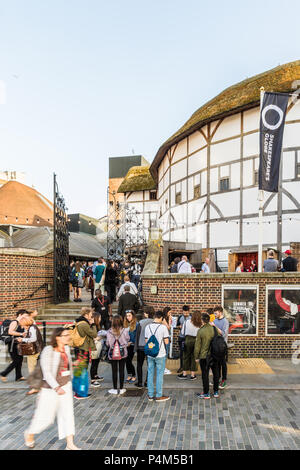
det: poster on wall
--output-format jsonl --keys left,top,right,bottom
{"left": 222, "top": 285, "right": 258, "bottom": 335}
{"left": 267, "top": 286, "right": 300, "bottom": 335}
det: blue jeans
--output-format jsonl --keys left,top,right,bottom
{"left": 147, "top": 355, "right": 166, "bottom": 398}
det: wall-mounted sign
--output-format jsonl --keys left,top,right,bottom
{"left": 222, "top": 285, "right": 258, "bottom": 335}
{"left": 150, "top": 285, "right": 158, "bottom": 295}
{"left": 266, "top": 285, "right": 300, "bottom": 335}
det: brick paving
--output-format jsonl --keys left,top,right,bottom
{"left": 1, "top": 388, "right": 300, "bottom": 450}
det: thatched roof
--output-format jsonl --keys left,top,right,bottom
{"left": 150, "top": 60, "right": 300, "bottom": 179}
{"left": 117, "top": 166, "right": 156, "bottom": 193}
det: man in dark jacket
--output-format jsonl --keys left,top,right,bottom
{"left": 118, "top": 286, "right": 139, "bottom": 318}
{"left": 91, "top": 289, "right": 111, "bottom": 330}
{"left": 282, "top": 250, "right": 298, "bottom": 272}
{"left": 171, "top": 257, "right": 180, "bottom": 273}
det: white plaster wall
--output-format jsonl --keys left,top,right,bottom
{"left": 264, "top": 193, "right": 278, "bottom": 213}
{"left": 286, "top": 101, "right": 300, "bottom": 121}
{"left": 243, "top": 132, "right": 259, "bottom": 158}
{"left": 211, "top": 192, "right": 239, "bottom": 218}
{"left": 188, "top": 148, "right": 207, "bottom": 175}
{"left": 243, "top": 108, "right": 259, "bottom": 133}
{"left": 188, "top": 131, "right": 207, "bottom": 153}
{"left": 212, "top": 114, "right": 241, "bottom": 142}
{"left": 243, "top": 159, "right": 253, "bottom": 187}
{"left": 210, "top": 138, "right": 240, "bottom": 166}
{"left": 283, "top": 219, "right": 300, "bottom": 243}
{"left": 210, "top": 168, "right": 219, "bottom": 193}
{"left": 283, "top": 152, "right": 296, "bottom": 180}
{"left": 201, "top": 171, "right": 207, "bottom": 196}
{"left": 210, "top": 221, "right": 239, "bottom": 248}
{"left": 231, "top": 162, "right": 241, "bottom": 189}
{"left": 283, "top": 122, "right": 300, "bottom": 148}
{"left": 171, "top": 159, "right": 187, "bottom": 183}
{"left": 243, "top": 188, "right": 259, "bottom": 214}
{"left": 171, "top": 139, "right": 187, "bottom": 163}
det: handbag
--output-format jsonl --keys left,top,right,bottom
{"left": 17, "top": 340, "right": 38, "bottom": 356}
{"left": 27, "top": 361, "right": 43, "bottom": 390}
{"left": 91, "top": 340, "right": 102, "bottom": 360}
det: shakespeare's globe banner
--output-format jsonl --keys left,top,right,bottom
{"left": 259, "top": 92, "right": 289, "bottom": 193}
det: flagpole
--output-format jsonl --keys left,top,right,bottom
{"left": 258, "top": 86, "right": 265, "bottom": 273}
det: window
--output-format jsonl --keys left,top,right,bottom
{"left": 194, "top": 184, "right": 201, "bottom": 199}
{"left": 150, "top": 191, "right": 157, "bottom": 200}
{"left": 175, "top": 192, "right": 182, "bottom": 205}
{"left": 254, "top": 170, "right": 259, "bottom": 186}
{"left": 220, "top": 177, "right": 229, "bottom": 192}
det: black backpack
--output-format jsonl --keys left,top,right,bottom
{"left": 210, "top": 326, "right": 227, "bottom": 361}
{"left": 0, "top": 319, "right": 13, "bottom": 345}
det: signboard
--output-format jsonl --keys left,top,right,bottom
{"left": 266, "top": 285, "right": 300, "bottom": 335}
{"left": 222, "top": 285, "right": 258, "bottom": 335}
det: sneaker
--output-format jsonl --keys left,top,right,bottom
{"left": 196, "top": 393, "right": 210, "bottom": 400}
{"left": 164, "top": 369, "right": 172, "bottom": 375}
{"left": 94, "top": 376, "right": 104, "bottom": 382}
{"left": 91, "top": 381, "right": 101, "bottom": 388}
{"left": 213, "top": 392, "right": 220, "bottom": 398}
{"left": 119, "top": 389, "right": 126, "bottom": 395}
{"left": 134, "top": 383, "right": 143, "bottom": 389}
{"left": 219, "top": 380, "right": 227, "bottom": 389}
{"left": 74, "top": 394, "right": 91, "bottom": 400}
{"left": 156, "top": 396, "right": 170, "bottom": 402}
{"left": 190, "top": 375, "right": 197, "bottom": 381}
{"left": 148, "top": 396, "right": 154, "bottom": 401}
{"left": 177, "top": 368, "right": 183, "bottom": 373}
{"left": 177, "top": 374, "right": 188, "bottom": 380}
{"left": 108, "top": 389, "right": 118, "bottom": 395}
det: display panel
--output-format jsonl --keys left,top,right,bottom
{"left": 267, "top": 286, "right": 300, "bottom": 335}
{"left": 222, "top": 285, "right": 258, "bottom": 335}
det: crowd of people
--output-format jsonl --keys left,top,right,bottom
{"left": 0, "top": 298, "right": 229, "bottom": 449}
{"left": 69, "top": 257, "right": 144, "bottom": 303}
{"left": 170, "top": 250, "right": 299, "bottom": 274}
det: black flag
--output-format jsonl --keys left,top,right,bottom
{"left": 259, "top": 92, "right": 289, "bottom": 192}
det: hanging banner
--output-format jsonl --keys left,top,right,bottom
{"left": 259, "top": 92, "right": 289, "bottom": 192}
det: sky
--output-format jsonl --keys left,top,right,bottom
{"left": 0, "top": 0, "right": 299, "bottom": 218}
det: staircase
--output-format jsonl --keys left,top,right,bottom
{"left": 0, "top": 299, "right": 119, "bottom": 368}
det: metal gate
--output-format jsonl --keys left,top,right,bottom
{"left": 53, "top": 173, "right": 69, "bottom": 303}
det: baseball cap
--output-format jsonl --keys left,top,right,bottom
{"left": 284, "top": 250, "right": 292, "bottom": 255}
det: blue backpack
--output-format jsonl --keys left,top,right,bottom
{"left": 144, "top": 324, "right": 163, "bottom": 358}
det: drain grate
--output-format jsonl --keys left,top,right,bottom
{"left": 123, "top": 389, "right": 145, "bottom": 397}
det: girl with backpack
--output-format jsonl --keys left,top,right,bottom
{"left": 106, "top": 315, "right": 130, "bottom": 395}
{"left": 124, "top": 310, "right": 137, "bottom": 384}
{"left": 0, "top": 310, "right": 27, "bottom": 383}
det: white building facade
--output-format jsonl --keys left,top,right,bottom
{"left": 149, "top": 61, "right": 300, "bottom": 269}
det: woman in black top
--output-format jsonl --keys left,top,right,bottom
{"left": 0, "top": 310, "right": 27, "bottom": 382}
{"left": 104, "top": 260, "right": 118, "bottom": 304}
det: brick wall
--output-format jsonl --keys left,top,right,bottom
{"left": 0, "top": 249, "right": 54, "bottom": 318}
{"left": 142, "top": 272, "right": 300, "bottom": 358}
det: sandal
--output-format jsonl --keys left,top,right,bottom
{"left": 0, "top": 376, "right": 7, "bottom": 383}
{"left": 26, "top": 389, "right": 39, "bottom": 396}
{"left": 24, "top": 431, "right": 35, "bottom": 448}
{"left": 16, "top": 377, "right": 26, "bottom": 382}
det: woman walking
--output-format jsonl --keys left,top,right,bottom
{"left": 86, "top": 261, "right": 95, "bottom": 301}
{"left": 177, "top": 311, "right": 202, "bottom": 381}
{"left": 106, "top": 315, "right": 130, "bottom": 395}
{"left": 17, "top": 315, "right": 44, "bottom": 395}
{"left": 0, "top": 310, "right": 27, "bottom": 383}
{"left": 72, "top": 261, "right": 85, "bottom": 302}
{"left": 124, "top": 310, "right": 137, "bottom": 384}
{"left": 24, "top": 327, "right": 80, "bottom": 450}
{"left": 104, "top": 260, "right": 118, "bottom": 304}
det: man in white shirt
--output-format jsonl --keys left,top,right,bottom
{"left": 116, "top": 275, "right": 138, "bottom": 300}
{"left": 201, "top": 258, "right": 210, "bottom": 273}
{"left": 145, "top": 311, "right": 170, "bottom": 402}
{"left": 177, "top": 256, "right": 192, "bottom": 274}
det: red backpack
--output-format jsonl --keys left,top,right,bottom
{"left": 109, "top": 330, "right": 125, "bottom": 360}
